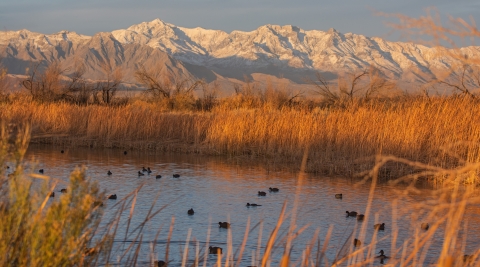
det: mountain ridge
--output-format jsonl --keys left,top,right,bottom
{"left": 1, "top": 18, "right": 479, "bottom": 90}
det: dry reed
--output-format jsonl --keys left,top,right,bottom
{"left": 2, "top": 95, "right": 480, "bottom": 179}
{"left": 2, "top": 113, "right": 480, "bottom": 267}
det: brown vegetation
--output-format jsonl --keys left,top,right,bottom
{"left": 1, "top": 92, "right": 480, "bottom": 179}
{"left": 2, "top": 123, "right": 480, "bottom": 266}
{"left": 1, "top": 10, "right": 480, "bottom": 267}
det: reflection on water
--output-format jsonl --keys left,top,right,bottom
{"left": 9, "top": 145, "right": 479, "bottom": 266}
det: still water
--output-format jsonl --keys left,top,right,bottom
{"left": 14, "top": 145, "right": 480, "bottom": 266}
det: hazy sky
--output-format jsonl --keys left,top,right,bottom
{"left": 1, "top": 0, "right": 479, "bottom": 42}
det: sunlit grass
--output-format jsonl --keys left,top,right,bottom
{"left": 1, "top": 113, "right": 480, "bottom": 266}
{"left": 2, "top": 95, "right": 480, "bottom": 179}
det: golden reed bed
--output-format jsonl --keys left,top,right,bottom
{"left": 2, "top": 95, "right": 480, "bottom": 179}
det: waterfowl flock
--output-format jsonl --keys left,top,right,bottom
{"left": 5, "top": 149, "right": 446, "bottom": 265}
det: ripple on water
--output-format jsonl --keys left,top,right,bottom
{"left": 16, "top": 144, "right": 480, "bottom": 266}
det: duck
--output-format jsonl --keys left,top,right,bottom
{"left": 188, "top": 208, "right": 194, "bottom": 215}
{"left": 421, "top": 223, "right": 429, "bottom": 230}
{"left": 218, "top": 222, "right": 230, "bottom": 229}
{"left": 156, "top": 175, "right": 162, "bottom": 179}
{"left": 346, "top": 211, "right": 357, "bottom": 217}
{"left": 93, "top": 201, "right": 104, "bottom": 207}
{"left": 108, "top": 194, "right": 117, "bottom": 200}
{"left": 107, "top": 170, "right": 112, "bottom": 175}
{"left": 173, "top": 174, "right": 180, "bottom": 178}
{"left": 39, "top": 169, "right": 44, "bottom": 174}
{"left": 138, "top": 171, "right": 145, "bottom": 176}
{"left": 356, "top": 214, "right": 365, "bottom": 221}
{"left": 147, "top": 167, "right": 152, "bottom": 174}
{"left": 353, "top": 238, "right": 362, "bottom": 247}
{"left": 209, "top": 246, "right": 223, "bottom": 254}
{"left": 49, "top": 192, "right": 55, "bottom": 198}
{"left": 269, "top": 187, "right": 279, "bottom": 192}
{"left": 60, "top": 188, "right": 67, "bottom": 193}
{"left": 142, "top": 167, "right": 148, "bottom": 172}
{"left": 154, "top": 260, "right": 166, "bottom": 267}
{"left": 375, "top": 250, "right": 388, "bottom": 260}
{"left": 258, "top": 191, "right": 266, "bottom": 196}
{"left": 374, "top": 223, "right": 385, "bottom": 230}
{"left": 247, "top": 203, "right": 262, "bottom": 207}
{"left": 335, "top": 194, "right": 343, "bottom": 199}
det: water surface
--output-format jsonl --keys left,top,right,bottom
{"left": 12, "top": 145, "right": 480, "bottom": 266}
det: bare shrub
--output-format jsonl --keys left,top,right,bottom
{"left": 261, "top": 79, "right": 303, "bottom": 110}
{"left": 311, "top": 65, "right": 396, "bottom": 108}
{"left": 22, "top": 61, "right": 65, "bottom": 102}
{"left": 134, "top": 64, "right": 204, "bottom": 110}
{"left": 437, "top": 57, "right": 480, "bottom": 98}
{"left": 196, "top": 81, "right": 219, "bottom": 111}
{"left": 62, "top": 62, "right": 95, "bottom": 105}
{"left": 134, "top": 64, "right": 171, "bottom": 99}
{"left": 0, "top": 61, "right": 7, "bottom": 101}
{"left": 384, "top": 9, "right": 480, "bottom": 98}
{"left": 92, "top": 61, "right": 123, "bottom": 105}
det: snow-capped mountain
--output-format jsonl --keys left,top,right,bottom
{"left": 1, "top": 18, "right": 479, "bottom": 87}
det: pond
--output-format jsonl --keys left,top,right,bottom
{"left": 13, "top": 145, "right": 480, "bottom": 266}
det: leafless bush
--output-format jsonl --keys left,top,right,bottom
{"left": 92, "top": 62, "right": 123, "bottom": 105}
{"left": 196, "top": 81, "right": 219, "bottom": 111}
{"left": 134, "top": 64, "right": 204, "bottom": 110}
{"left": 134, "top": 65, "right": 172, "bottom": 99}
{"left": 437, "top": 57, "right": 479, "bottom": 98}
{"left": 261, "top": 80, "right": 303, "bottom": 110}
{"left": 0, "top": 61, "right": 7, "bottom": 101}
{"left": 310, "top": 65, "right": 396, "bottom": 108}
{"left": 20, "top": 60, "right": 124, "bottom": 105}
{"left": 62, "top": 62, "right": 95, "bottom": 105}
{"left": 22, "top": 61, "right": 65, "bottom": 102}
{"left": 384, "top": 9, "right": 480, "bottom": 98}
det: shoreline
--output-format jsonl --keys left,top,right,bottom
{"left": 3, "top": 95, "right": 480, "bottom": 181}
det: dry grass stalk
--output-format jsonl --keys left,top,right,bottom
{"left": 3, "top": 95, "right": 480, "bottom": 179}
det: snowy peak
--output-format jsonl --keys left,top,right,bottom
{"left": 1, "top": 18, "right": 480, "bottom": 86}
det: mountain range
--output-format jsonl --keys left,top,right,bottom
{"left": 1, "top": 18, "right": 478, "bottom": 92}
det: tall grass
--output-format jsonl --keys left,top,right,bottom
{"left": 1, "top": 116, "right": 480, "bottom": 267}
{"left": 2, "top": 10, "right": 480, "bottom": 266}
{"left": 0, "top": 124, "right": 108, "bottom": 266}
{"left": 2, "top": 95, "right": 480, "bottom": 179}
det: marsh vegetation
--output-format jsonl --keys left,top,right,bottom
{"left": 1, "top": 10, "right": 480, "bottom": 267}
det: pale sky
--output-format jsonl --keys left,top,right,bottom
{"left": 1, "top": 0, "right": 479, "bottom": 43}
